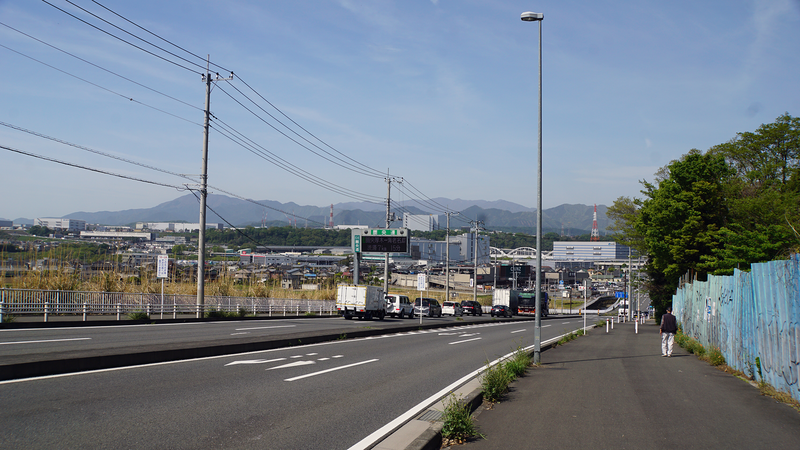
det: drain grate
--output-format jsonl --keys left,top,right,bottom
{"left": 417, "top": 409, "right": 442, "bottom": 422}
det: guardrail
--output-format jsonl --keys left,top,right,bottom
{"left": 0, "top": 288, "right": 336, "bottom": 322}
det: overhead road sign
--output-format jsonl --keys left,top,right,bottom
{"left": 352, "top": 228, "right": 410, "bottom": 254}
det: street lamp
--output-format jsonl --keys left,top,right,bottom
{"left": 521, "top": 11, "right": 544, "bottom": 364}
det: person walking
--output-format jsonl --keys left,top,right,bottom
{"left": 660, "top": 306, "right": 678, "bottom": 357}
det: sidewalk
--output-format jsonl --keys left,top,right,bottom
{"left": 462, "top": 320, "right": 800, "bottom": 450}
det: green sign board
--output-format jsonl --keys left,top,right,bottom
{"left": 351, "top": 228, "right": 409, "bottom": 254}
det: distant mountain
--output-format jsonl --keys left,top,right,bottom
{"left": 31, "top": 194, "right": 610, "bottom": 235}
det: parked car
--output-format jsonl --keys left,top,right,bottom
{"left": 414, "top": 298, "right": 442, "bottom": 317}
{"left": 442, "top": 301, "right": 463, "bottom": 316}
{"left": 491, "top": 304, "right": 512, "bottom": 317}
{"left": 461, "top": 300, "right": 483, "bottom": 316}
{"left": 385, "top": 294, "right": 414, "bottom": 318}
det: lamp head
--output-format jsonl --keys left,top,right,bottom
{"left": 521, "top": 11, "right": 544, "bottom": 21}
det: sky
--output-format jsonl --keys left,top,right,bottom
{"left": 1, "top": 0, "right": 799, "bottom": 222}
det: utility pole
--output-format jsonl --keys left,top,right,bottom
{"left": 445, "top": 212, "right": 455, "bottom": 302}
{"left": 196, "top": 57, "right": 233, "bottom": 318}
{"left": 383, "top": 174, "right": 402, "bottom": 295}
{"left": 471, "top": 220, "right": 484, "bottom": 304}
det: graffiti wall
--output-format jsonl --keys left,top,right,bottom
{"left": 672, "top": 254, "right": 800, "bottom": 402}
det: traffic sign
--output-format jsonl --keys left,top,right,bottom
{"left": 351, "top": 228, "right": 409, "bottom": 254}
{"left": 157, "top": 254, "right": 169, "bottom": 279}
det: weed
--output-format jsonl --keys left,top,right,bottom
{"left": 337, "top": 333, "right": 347, "bottom": 340}
{"left": 1, "top": 314, "right": 16, "bottom": 323}
{"left": 441, "top": 394, "right": 481, "bottom": 445}
{"left": 127, "top": 310, "right": 149, "bottom": 320}
{"left": 481, "top": 361, "right": 511, "bottom": 404}
{"left": 504, "top": 347, "right": 532, "bottom": 378}
{"left": 755, "top": 356, "right": 763, "bottom": 381}
{"left": 304, "top": 311, "right": 317, "bottom": 317}
{"left": 708, "top": 347, "right": 725, "bottom": 366}
{"left": 456, "top": 317, "right": 464, "bottom": 321}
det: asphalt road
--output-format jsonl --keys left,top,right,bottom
{"left": 0, "top": 318, "right": 587, "bottom": 449}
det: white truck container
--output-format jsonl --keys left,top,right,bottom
{"left": 336, "top": 284, "right": 387, "bottom": 320}
{"left": 492, "top": 288, "right": 519, "bottom": 315}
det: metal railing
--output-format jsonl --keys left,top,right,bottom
{"left": 0, "top": 288, "right": 336, "bottom": 322}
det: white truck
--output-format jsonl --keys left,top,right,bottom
{"left": 492, "top": 288, "right": 519, "bottom": 315}
{"left": 336, "top": 284, "right": 388, "bottom": 320}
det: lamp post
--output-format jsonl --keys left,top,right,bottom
{"left": 521, "top": 10, "right": 544, "bottom": 364}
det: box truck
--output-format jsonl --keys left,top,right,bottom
{"left": 336, "top": 284, "right": 388, "bottom": 320}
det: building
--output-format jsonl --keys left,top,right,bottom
{"left": 35, "top": 218, "right": 86, "bottom": 232}
{"left": 403, "top": 213, "right": 437, "bottom": 232}
{"left": 407, "top": 232, "right": 490, "bottom": 265}
{"left": 136, "top": 222, "right": 222, "bottom": 232}
{"left": 552, "top": 241, "right": 630, "bottom": 260}
{"left": 80, "top": 231, "right": 153, "bottom": 241}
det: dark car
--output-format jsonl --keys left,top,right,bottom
{"left": 491, "top": 304, "right": 511, "bottom": 317}
{"left": 461, "top": 300, "right": 483, "bottom": 316}
{"left": 414, "top": 298, "right": 443, "bottom": 317}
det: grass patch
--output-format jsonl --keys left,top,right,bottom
{"left": 441, "top": 394, "right": 482, "bottom": 445}
{"left": 481, "top": 347, "right": 534, "bottom": 404}
{"left": 127, "top": 310, "right": 149, "bottom": 320}
{"left": 2, "top": 314, "right": 16, "bottom": 323}
{"left": 707, "top": 347, "right": 726, "bottom": 366}
{"left": 304, "top": 311, "right": 317, "bottom": 317}
{"left": 554, "top": 330, "right": 581, "bottom": 347}
{"left": 205, "top": 308, "right": 246, "bottom": 319}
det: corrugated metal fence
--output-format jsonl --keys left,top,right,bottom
{"left": 0, "top": 288, "right": 336, "bottom": 320}
{"left": 672, "top": 254, "right": 800, "bottom": 402}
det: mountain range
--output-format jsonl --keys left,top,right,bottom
{"left": 8, "top": 195, "right": 612, "bottom": 235}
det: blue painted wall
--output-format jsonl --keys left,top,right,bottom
{"left": 672, "top": 254, "right": 799, "bottom": 402}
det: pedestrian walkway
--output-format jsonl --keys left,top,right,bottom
{"left": 463, "top": 320, "right": 800, "bottom": 450}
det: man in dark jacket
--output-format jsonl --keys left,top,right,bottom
{"left": 660, "top": 306, "right": 678, "bottom": 357}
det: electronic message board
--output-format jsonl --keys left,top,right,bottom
{"left": 351, "top": 228, "right": 409, "bottom": 254}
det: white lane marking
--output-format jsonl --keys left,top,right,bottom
{"left": 235, "top": 325, "right": 296, "bottom": 331}
{"left": 438, "top": 332, "right": 459, "bottom": 336}
{"left": 267, "top": 360, "right": 316, "bottom": 371}
{"left": 290, "top": 355, "right": 303, "bottom": 358}
{"left": 459, "top": 333, "right": 480, "bottom": 337}
{"left": 230, "top": 332, "right": 249, "bottom": 336}
{"left": 562, "top": 322, "right": 571, "bottom": 324}
{"left": 333, "top": 355, "right": 344, "bottom": 358}
{"left": 511, "top": 329, "right": 526, "bottom": 334}
{"left": 225, "top": 358, "right": 286, "bottom": 367}
{"left": 317, "top": 357, "right": 330, "bottom": 361}
{"left": 0, "top": 337, "right": 91, "bottom": 346}
{"left": 285, "top": 359, "right": 378, "bottom": 382}
{"left": 306, "top": 353, "right": 318, "bottom": 356}
{"left": 448, "top": 337, "right": 482, "bottom": 345}
{"left": 542, "top": 324, "right": 551, "bottom": 328}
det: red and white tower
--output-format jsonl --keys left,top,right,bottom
{"left": 590, "top": 204, "right": 600, "bottom": 241}
{"left": 329, "top": 204, "right": 334, "bottom": 229}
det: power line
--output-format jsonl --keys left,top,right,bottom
{"left": 41, "top": 0, "right": 200, "bottom": 74}
{"left": 0, "top": 42, "right": 200, "bottom": 126}
{"left": 1, "top": 144, "right": 187, "bottom": 191}
{"left": 89, "top": 0, "right": 231, "bottom": 74}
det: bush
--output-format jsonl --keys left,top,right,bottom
{"left": 2, "top": 314, "right": 16, "bottom": 323}
{"left": 441, "top": 394, "right": 480, "bottom": 445}
{"left": 205, "top": 308, "right": 245, "bottom": 319}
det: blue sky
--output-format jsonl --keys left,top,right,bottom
{"left": 1, "top": 0, "right": 799, "bottom": 221}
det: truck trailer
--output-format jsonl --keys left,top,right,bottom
{"left": 492, "top": 288, "right": 519, "bottom": 315}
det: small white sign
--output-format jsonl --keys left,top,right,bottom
{"left": 157, "top": 254, "right": 169, "bottom": 279}
{"left": 417, "top": 273, "right": 427, "bottom": 291}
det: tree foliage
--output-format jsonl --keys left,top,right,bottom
{"left": 609, "top": 113, "right": 800, "bottom": 317}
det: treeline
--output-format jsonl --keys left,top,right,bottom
{"left": 608, "top": 113, "right": 800, "bottom": 317}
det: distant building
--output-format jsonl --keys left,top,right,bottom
{"left": 35, "top": 218, "right": 86, "bottom": 232}
{"left": 81, "top": 231, "right": 153, "bottom": 241}
{"left": 403, "top": 213, "right": 437, "bottom": 232}
{"left": 0, "top": 219, "right": 12, "bottom": 228}
{"left": 136, "top": 222, "right": 222, "bottom": 232}
{"left": 552, "top": 241, "right": 630, "bottom": 260}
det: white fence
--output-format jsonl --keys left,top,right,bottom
{"left": 0, "top": 288, "right": 336, "bottom": 322}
